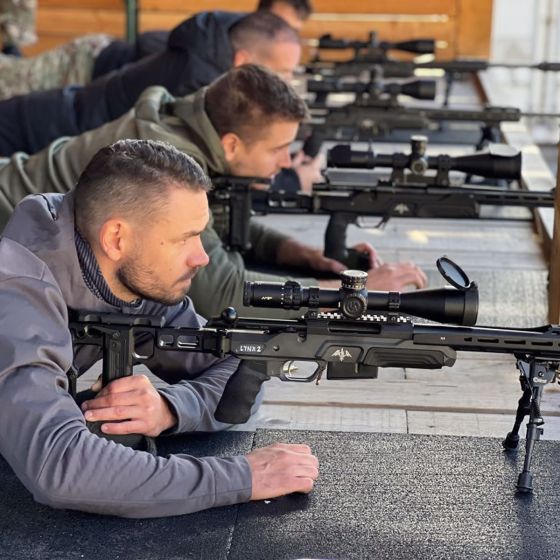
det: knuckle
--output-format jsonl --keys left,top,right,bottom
{"left": 300, "top": 479, "right": 315, "bottom": 493}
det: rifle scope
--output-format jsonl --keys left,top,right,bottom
{"left": 317, "top": 33, "right": 435, "bottom": 55}
{"left": 244, "top": 257, "right": 478, "bottom": 326}
{"left": 327, "top": 136, "right": 521, "bottom": 181}
{"left": 307, "top": 78, "right": 436, "bottom": 100}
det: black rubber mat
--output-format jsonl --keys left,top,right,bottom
{"left": 231, "top": 430, "right": 560, "bottom": 560}
{"left": 0, "top": 431, "right": 254, "bottom": 560}
{"left": 2, "top": 429, "right": 560, "bottom": 560}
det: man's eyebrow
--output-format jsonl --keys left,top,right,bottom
{"left": 276, "top": 140, "right": 293, "bottom": 149}
{"left": 170, "top": 226, "right": 207, "bottom": 241}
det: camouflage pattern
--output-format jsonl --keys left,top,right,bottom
{"left": 0, "top": 33, "right": 112, "bottom": 100}
{"left": 0, "top": 0, "right": 36, "bottom": 47}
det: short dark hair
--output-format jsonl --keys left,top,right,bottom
{"left": 74, "top": 139, "right": 211, "bottom": 241}
{"left": 257, "top": 0, "right": 313, "bottom": 20}
{"left": 204, "top": 64, "right": 309, "bottom": 144}
{"left": 229, "top": 10, "right": 300, "bottom": 54}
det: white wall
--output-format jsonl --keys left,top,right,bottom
{"left": 490, "top": 0, "right": 560, "bottom": 141}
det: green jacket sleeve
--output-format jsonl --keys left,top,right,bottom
{"left": 0, "top": 112, "right": 141, "bottom": 229}
{"left": 189, "top": 222, "right": 316, "bottom": 320}
{"left": 245, "top": 220, "right": 289, "bottom": 266}
{"left": 0, "top": 87, "right": 179, "bottom": 230}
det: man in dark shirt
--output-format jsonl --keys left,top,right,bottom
{"left": 0, "top": 10, "right": 302, "bottom": 157}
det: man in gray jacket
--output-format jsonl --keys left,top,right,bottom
{"left": 0, "top": 138, "right": 319, "bottom": 518}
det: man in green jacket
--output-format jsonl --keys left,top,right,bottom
{"left": 0, "top": 64, "right": 426, "bottom": 318}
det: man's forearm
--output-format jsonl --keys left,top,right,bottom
{"left": 158, "top": 356, "right": 243, "bottom": 433}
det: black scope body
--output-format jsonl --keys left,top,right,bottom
{"left": 327, "top": 143, "right": 522, "bottom": 181}
{"left": 307, "top": 78, "right": 436, "bottom": 100}
{"left": 243, "top": 280, "right": 479, "bottom": 326}
{"left": 317, "top": 33, "right": 435, "bottom": 55}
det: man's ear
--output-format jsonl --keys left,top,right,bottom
{"left": 98, "top": 219, "right": 130, "bottom": 262}
{"left": 221, "top": 132, "right": 243, "bottom": 163}
{"left": 232, "top": 49, "right": 252, "bottom": 67}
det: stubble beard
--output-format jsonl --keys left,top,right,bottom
{"left": 117, "top": 259, "right": 198, "bottom": 306}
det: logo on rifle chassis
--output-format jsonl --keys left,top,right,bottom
{"left": 330, "top": 348, "right": 353, "bottom": 362}
{"left": 235, "top": 344, "right": 264, "bottom": 354}
{"left": 395, "top": 203, "right": 410, "bottom": 215}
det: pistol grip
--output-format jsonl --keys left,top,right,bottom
{"left": 215, "top": 361, "right": 270, "bottom": 424}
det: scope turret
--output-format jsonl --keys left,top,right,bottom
{"left": 327, "top": 136, "right": 521, "bottom": 181}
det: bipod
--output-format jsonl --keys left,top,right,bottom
{"left": 503, "top": 359, "right": 558, "bottom": 493}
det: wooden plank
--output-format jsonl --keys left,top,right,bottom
{"left": 229, "top": 404, "right": 408, "bottom": 433}
{"left": 36, "top": 0, "right": 456, "bottom": 14}
{"left": 140, "top": 0, "right": 255, "bottom": 11}
{"left": 138, "top": 0, "right": 457, "bottom": 14}
{"left": 28, "top": 0, "right": 492, "bottom": 59}
{"left": 456, "top": 0, "right": 493, "bottom": 57}
{"left": 311, "top": 0, "right": 456, "bottom": 14}
{"left": 36, "top": 9, "right": 125, "bottom": 36}
{"left": 21, "top": 36, "right": 77, "bottom": 56}
{"left": 39, "top": 0, "right": 122, "bottom": 8}
{"left": 407, "top": 410, "right": 560, "bottom": 439}
{"left": 548, "top": 141, "right": 560, "bottom": 323}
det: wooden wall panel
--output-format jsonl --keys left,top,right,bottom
{"left": 22, "top": 0, "right": 493, "bottom": 61}
{"left": 456, "top": 0, "right": 493, "bottom": 58}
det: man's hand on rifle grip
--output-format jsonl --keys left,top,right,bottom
{"left": 81, "top": 374, "right": 178, "bottom": 437}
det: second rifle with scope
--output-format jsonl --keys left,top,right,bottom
{"left": 211, "top": 138, "right": 554, "bottom": 270}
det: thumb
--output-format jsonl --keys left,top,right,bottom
{"left": 292, "top": 150, "right": 305, "bottom": 167}
{"left": 324, "top": 257, "right": 346, "bottom": 273}
{"left": 90, "top": 376, "right": 102, "bottom": 393}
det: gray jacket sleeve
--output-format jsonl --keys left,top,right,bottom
{"left": 0, "top": 240, "right": 252, "bottom": 518}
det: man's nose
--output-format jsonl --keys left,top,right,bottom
{"left": 278, "top": 148, "right": 292, "bottom": 169}
{"left": 189, "top": 238, "right": 210, "bottom": 268}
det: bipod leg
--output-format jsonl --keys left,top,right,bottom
{"left": 502, "top": 375, "right": 531, "bottom": 451}
{"left": 443, "top": 72, "right": 454, "bottom": 107}
{"left": 516, "top": 384, "right": 545, "bottom": 493}
{"left": 474, "top": 124, "right": 500, "bottom": 152}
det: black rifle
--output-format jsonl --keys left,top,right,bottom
{"left": 310, "top": 32, "right": 435, "bottom": 67}
{"left": 211, "top": 140, "right": 554, "bottom": 270}
{"left": 307, "top": 77, "right": 437, "bottom": 108}
{"left": 69, "top": 258, "right": 560, "bottom": 493}
{"left": 307, "top": 98, "right": 556, "bottom": 150}
{"left": 307, "top": 35, "right": 560, "bottom": 105}
{"left": 312, "top": 32, "right": 560, "bottom": 75}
